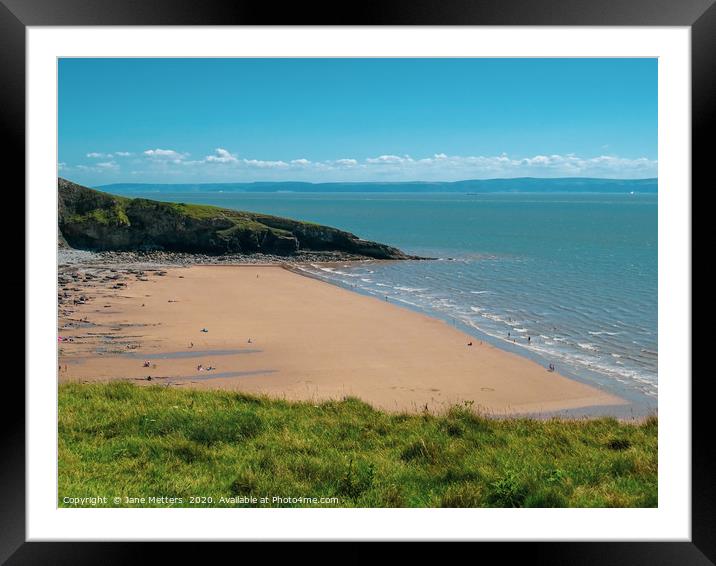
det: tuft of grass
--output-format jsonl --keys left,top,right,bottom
{"left": 400, "top": 438, "right": 442, "bottom": 464}
{"left": 337, "top": 458, "right": 376, "bottom": 499}
{"left": 439, "top": 484, "right": 483, "bottom": 508}
{"left": 487, "top": 470, "right": 529, "bottom": 507}
{"left": 606, "top": 438, "right": 632, "bottom": 451}
{"left": 58, "top": 382, "right": 657, "bottom": 508}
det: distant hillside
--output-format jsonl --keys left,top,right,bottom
{"left": 97, "top": 177, "right": 657, "bottom": 195}
{"left": 58, "top": 178, "right": 412, "bottom": 259}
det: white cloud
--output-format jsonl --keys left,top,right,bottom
{"left": 243, "top": 159, "right": 290, "bottom": 169}
{"left": 66, "top": 148, "right": 657, "bottom": 183}
{"left": 333, "top": 158, "right": 358, "bottom": 167}
{"left": 365, "top": 154, "right": 412, "bottom": 164}
{"left": 86, "top": 151, "right": 133, "bottom": 159}
{"left": 205, "top": 148, "right": 238, "bottom": 163}
{"left": 74, "top": 162, "right": 117, "bottom": 174}
{"left": 143, "top": 148, "right": 188, "bottom": 160}
{"left": 362, "top": 152, "right": 657, "bottom": 179}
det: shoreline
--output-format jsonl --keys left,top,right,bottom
{"left": 284, "top": 265, "right": 656, "bottom": 417}
{"left": 58, "top": 258, "right": 627, "bottom": 416}
{"left": 57, "top": 248, "right": 396, "bottom": 267}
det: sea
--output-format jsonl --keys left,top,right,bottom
{"left": 130, "top": 191, "right": 658, "bottom": 414}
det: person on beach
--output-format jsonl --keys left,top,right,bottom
{"left": 189, "top": 342, "right": 194, "bottom": 348}
{"left": 467, "top": 341, "right": 473, "bottom": 346}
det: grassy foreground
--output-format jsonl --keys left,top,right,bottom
{"left": 59, "top": 382, "right": 657, "bottom": 508}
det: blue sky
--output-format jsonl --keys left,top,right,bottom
{"left": 58, "top": 58, "right": 657, "bottom": 184}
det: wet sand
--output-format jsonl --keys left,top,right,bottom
{"left": 58, "top": 264, "right": 626, "bottom": 414}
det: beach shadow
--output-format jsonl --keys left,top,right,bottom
{"left": 166, "top": 369, "right": 278, "bottom": 383}
{"left": 124, "top": 348, "right": 262, "bottom": 360}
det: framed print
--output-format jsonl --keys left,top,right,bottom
{"left": 6, "top": 0, "right": 708, "bottom": 561}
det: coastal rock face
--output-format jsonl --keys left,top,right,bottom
{"left": 58, "top": 178, "right": 412, "bottom": 259}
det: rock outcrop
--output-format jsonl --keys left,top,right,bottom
{"left": 58, "top": 178, "right": 413, "bottom": 260}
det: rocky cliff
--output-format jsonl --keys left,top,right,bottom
{"left": 58, "top": 178, "right": 412, "bottom": 260}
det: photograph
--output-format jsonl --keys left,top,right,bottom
{"left": 56, "top": 56, "right": 659, "bottom": 509}
{"left": 1, "top": 0, "right": 706, "bottom": 554}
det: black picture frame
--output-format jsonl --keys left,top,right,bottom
{"left": 5, "top": 0, "right": 707, "bottom": 561}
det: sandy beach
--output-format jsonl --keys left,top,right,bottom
{"left": 58, "top": 263, "right": 626, "bottom": 414}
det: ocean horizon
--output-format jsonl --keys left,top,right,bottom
{"left": 96, "top": 177, "right": 657, "bottom": 195}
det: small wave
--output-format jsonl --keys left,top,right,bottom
{"left": 394, "top": 286, "right": 428, "bottom": 292}
{"left": 481, "top": 313, "right": 506, "bottom": 323}
{"left": 317, "top": 267, "right": 361, "bottom": 277}
{"left": 577, "top": 343, "right": 599, "bottom": 352}
{"left": 394, "top": 297, "right": 422, "bottom": 308}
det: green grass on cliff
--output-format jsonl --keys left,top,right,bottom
{"left": 58, "top": 382, "right": 657, "bottom": 508}
{"left": 69, "top": 191, "right": 315, "bottom": 234}
{"left": 67, "top": 199, "right": 131, "bottom": 227}
{"left": 161, "top": 200, "right": 238, "bottom": 220}
{"left": 160, "top": 201, "right": 318, "bottom": 233}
